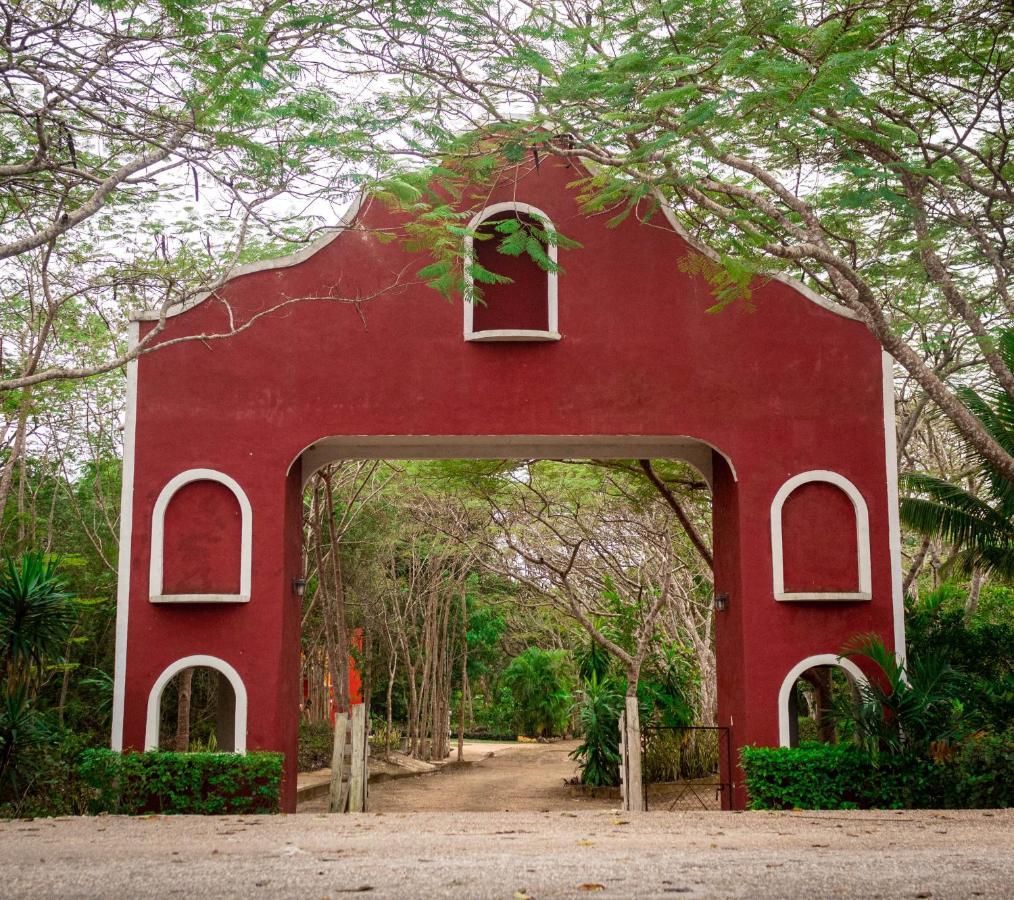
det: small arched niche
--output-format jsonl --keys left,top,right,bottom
{"left": 778, "top": 654, "right": 867, "bottom": 747}
{"left": 150, "top": 468, "right": 252, "bottom": 603}
{"left": 770, "top": 470, "right": 871, "bottom": 601}
{"left": 463, "top": 201, "right": 560, "bottom": 342}
{"left": 145, "top": 655, "right": 247, "bottom": 752}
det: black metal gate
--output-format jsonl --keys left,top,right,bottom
{"left": 640, "top": 725, "right": 732, "bottom": 811}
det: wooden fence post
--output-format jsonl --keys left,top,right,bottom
{"left": 349, "top": 704, "right": 368, "bottom": 812}
{"left": 622, "top": 696, "right": 645, "bottom": 812}
{"left": 329, "top": 711, "right": 349, "bottom": 813}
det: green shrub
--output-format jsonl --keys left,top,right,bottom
{"left": 952, "top": 731, "right": 1014, "bottom": 808}
{"left": 298, "top": 720, "right": 334, "bottom": 772}
{"left": 78, "top": 749, "right": 282, "bottom": 814}
{"left": 741, "top": 738, "right": 1011, "bottom": 810}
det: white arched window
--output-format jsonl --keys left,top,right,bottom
{"left": 770, "top": 470, "right": 871, "bottom": 601}
{"left": 149, "top": 468, "right": 252, "bottom": 603}
{"left": 145, "top": 655, "right": 247, "bottom": 752}
{"left": 463, "top": 201, "right": 561, "bottom": 342}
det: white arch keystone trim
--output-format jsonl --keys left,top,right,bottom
{"left": 770, "top": 470, "right": 872, "bottom": 602}
{"left": 149, "top": 468, "right": 252, "bottom": 603}
{"left": 463, "top": 201, "right": 561, "bottom": 342}
{"left": 145, "top": 655, "right": 247, "bottom": 752}
{"left": 778, "top": 654, "right": 868, "bottom": 747}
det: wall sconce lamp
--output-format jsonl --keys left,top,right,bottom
{"left": 715, "top": 592, "right": 730, "bottom": 612}
{"left": 292, "top": 577, "right": 307, "bottom": 598}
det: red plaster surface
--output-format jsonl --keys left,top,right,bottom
{"left": 161, "top": 480, "right": 242, "bottom": 595}
{"left": 781, "top": 482, "right": 860, "bottom": 594}
{"left": 121, "top": 154, "right": 898, "bottom": 811}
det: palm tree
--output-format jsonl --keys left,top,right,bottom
{"left": 837, "top": 633, "right": 962, "bottom": 758}
{"left": 900, "top": 331, "right": 1014, "bottom": 580}
{"left": 501, "top": 647, "right": 574, "bottom": 738}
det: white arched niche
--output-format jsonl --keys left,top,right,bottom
{"left": 463, "top": 201, "right": 561, "bottom": 342}
{"left": 770, "top": 470, "right": 872, "bottom": 601}
{"left": 149, "top": 468, "right": 252, "bottom": 603}
{"left": 145, "top": 655, "right": 247, "bottom": 752}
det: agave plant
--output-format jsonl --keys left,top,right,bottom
{"left": 570, "top": 673, "right": 624, "bottom": 787}
{"left": 837, "top": 633, "right": 963, "bottom": 758}
{"left": 0, "top": 552, "right": 75, "bottom": 688}
{"left": 900, "top": 331, "right": 1014, "bottom": 580}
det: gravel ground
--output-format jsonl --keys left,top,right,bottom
{"left": 0, "top": 808, "right": 1010, "bottom": 899}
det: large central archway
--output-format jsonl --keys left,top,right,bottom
{"left": 111, "top": 151, "right": 903, "bottom": 810}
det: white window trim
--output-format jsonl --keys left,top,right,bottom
{"left": 778, "top": 654, "right": 868, "bottom": 747}
{"left": 145, "top": 655, "right": 247, "bottom": 752}
{"left": 149, "top": 468, "right": 252, "bottom": 604}
{"left": 463, "top": 201, "right": 561, "bottom": 342}
{"left": 770, "top": 470, "right": 872, "bottom": 602}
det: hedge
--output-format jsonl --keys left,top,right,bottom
{"left": 741, "top": 736, "right": 1012, "bottom": 810}
{"left": 78, "top": 750, "right": 283, "bottom": 815}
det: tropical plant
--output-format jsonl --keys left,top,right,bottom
{"left": 0, "top": 553, "right": 75, "bottom": 687}
{"left": 570, "top": 673, "right": 624, "bottom": 787}
{"left": 836, "top": 634, "right": 964, "bottom": 758}
{"left": 901, "top": 331, "right": 1014, "bottom": 580}
{"left": 501, "top": 647, "right": 574, "bottom": 738}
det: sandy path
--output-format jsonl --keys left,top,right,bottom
{"left": 300, "top": 739, "right": 615, "bottom": 814}
{"left": 1, "top": 809, "right": 1010, "bottom": 898}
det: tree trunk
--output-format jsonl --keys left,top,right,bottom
{"left": 457, "top": 580, "right": 468, "bottom": 763}
{"left": 175, "top": 667, "right": 194, "bottom": 751}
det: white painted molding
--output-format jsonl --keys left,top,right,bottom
{"left": 463, "top": 201, "right": 559, "bottom": 342}
{"left": 130, "top": 195, "right": 364, "bottom": 321}
{"left": 111, "top": 321, "right": 139, "bottom": 752}
{"left": 770, "top": 470, "right": 872, "bottom": 602}
{"left": 882, "top": 351, "right": 908, "bottom": 664}
{"left": 149, "top": 468, "right": 252, "bottom": 603}
{"left": 145, "top": 655, "right": 247, "bottom": 752}
{"left": 778, "top": 654, "right": 868, "bottom": 747}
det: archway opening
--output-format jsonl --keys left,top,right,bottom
{"left": 156, "top": 666, "right": 239, "bottom": 752}
{"left": 779, "top": 657, "right": 866, "bottom": 749}
{"left": 292, "top": 442, "right": 726, "bottom": 812}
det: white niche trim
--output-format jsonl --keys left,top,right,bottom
{"left": 463, "top": 201, "right": 561, "bottom": 342}
{"left": 770, "top": 470, "right": 871, "bottom": 602}
{"left": 149, "top": 468, "right": 252, "bottom": 604}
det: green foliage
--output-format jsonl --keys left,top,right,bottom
{"left": 900, "top": 330, "right": 1014, "bottom": 579}
{"left": 905, "top": 586, "right": 1013, "bottom": 733}
{"left": 78, "top": 749, "right": 283, "bottom": 815}
{"left": 501, "top": 647, "right": 574, "bottom": 738}
{"left": 569, "top": 674, "right": 623, "bottom": 786}
{"left": 0, "top": 553, "right": 75, "bottom": 682}
{"left": 298, "top": 720, "right": 334, "bottom": 772}
{"left": 836, "top": 633, "right": 964, "bottom": 757}
{"left": 742, "top": 736, "right": 1013, "bottom": 810}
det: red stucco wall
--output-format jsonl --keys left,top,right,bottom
{"left": 118, "top": 153, "right": 900, "bottom": 811}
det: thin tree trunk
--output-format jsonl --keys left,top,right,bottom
{"left": 457, "top": 580, "right": 467, "bottom": 763}
{"left": 965, "top": 569, "right": 984, "bottom": 623}
{"left": 175, "top": 668, "right": 194, "bottom": 751}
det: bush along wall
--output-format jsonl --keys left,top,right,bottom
{"left": 741, "top": 738, "right": 1012, "bottom": 810}
{"left": 78, "top": 750, "right": 283, "bottom": 815}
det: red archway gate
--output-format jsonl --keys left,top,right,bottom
{"left": 112, "top": 153, "right": 905, "bottom": 811}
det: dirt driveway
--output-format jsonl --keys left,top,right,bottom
{"left": 301, "top": 739, "right": 613, "bottom": 814}
{"left": 1, "top": 809, "right": 1010, "bottom": 898}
